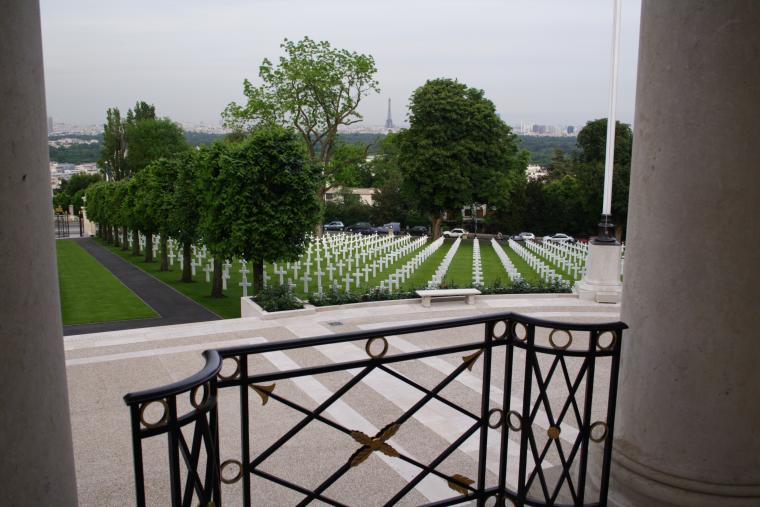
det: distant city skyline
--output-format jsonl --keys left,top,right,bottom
{"left": 40, "top": 0, "right": 641, "bottom": 128}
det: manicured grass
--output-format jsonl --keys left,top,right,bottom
{"left": 501, "top": 242, "right": 542, "bottom": 284}
{"left": 99, "top": 241, "right": 241, "bottom": 319}
{"left": 403, "top": 240, "right": 451, "bottom": 289}
{"left": 57, "top": 240, "right": 158, "bottom": 325}
{"left": 442, "top": 239, "right": 473, "bottom": 287}
{"left": 479, "top": 241, "right": 512, "bottom": 286}
{"left": 528, "top": 243, "right": 576, "bottom": 282}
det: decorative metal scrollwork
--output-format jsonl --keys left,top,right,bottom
{"left": 462, "top": 349, "right": 484, "bottom": 371}
{"left": 590, "top": 421, "right": 609, "bottom": 442}
{"left": 549, "top": 329, "right": 572, "bottom": 350}
{"left": 217, "top": 356, "right": 240, "bottom": 381}
{"left": 139, "top": 399, "right": 169, "bottom": 429}
{"left": 511, "top": 321, "right": 528, "bottom": 341}
{"left": 220, "top": 459, "right": 243, "bottom": 484}
{"left": 492, "top": 320, "right": 509, "bottom": 340}
{"left": 365, "top": 337, "right": 388, "bottom": 359}
{"left": 547, "top": 425, "right": 561, "bottom": 440}
{"left": 249, "top": 383, "right": 276, "bottom": 405}
{"left": 506, "top": 410, "right": 523, "bottom": 431}
{"left": 348, "top": 422, "right": 400, "bottom": 467}
{"left": 597, "top": 330, "right": 618, "bottom": 351}
{"left": 448, "top": 473, "right": 475, "bottom": 494}
{"left": 488, "top": 408, "right": 504, "bottom": 429}
{"left": 190, "top": 383, "right": 209, "bottom": 409}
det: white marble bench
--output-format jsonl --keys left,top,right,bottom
{"left": 415, "top": 288, "right": 481, "bottom": 307}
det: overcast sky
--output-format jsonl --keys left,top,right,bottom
{"left": 40, "top": 0, "right": 641, "bottom": 128}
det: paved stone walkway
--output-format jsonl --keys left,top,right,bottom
{"left": 63, "top": 238, "right": 220, "bottom": 336}
{"left": 65, "top": 295, "right": 621, "bottom": 506}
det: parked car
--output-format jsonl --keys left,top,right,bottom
{"left": 443, "top": 228, "right": 467, "bottom": 238}
{"left": 409, "top": 225, "right": 429, "bottom": 236}
{"left": 371, "top": 222, "right": 401, "bottom": 235}
{"left": 543, "top": 233, "right": 577, "bottom": 244}
{"left": 345, "top": 222, "right": 373, "bottom": 234}
{"left": 518, "top": 232, "right": 536, "bottom": 240}
{"left": 323, "top": 221, "right": 344, "bottom": 232}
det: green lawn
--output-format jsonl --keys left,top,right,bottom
{"left": 57, "top": 240, "right": 158, "bottom": 325}
{"left": 480, "top": 241, "right": 512, "bottom": 286}
{"left": 99, "top": 241, "right": 240, "bottom": 318}
{"left": 501, "top": 242, "right": 542, "bottom": 284}
{"left": 441, "top": 239, "right": 473, "bottom": 287}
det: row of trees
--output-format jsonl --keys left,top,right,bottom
{"left": 87, "top": 123, "right": 321, "bottom": 296}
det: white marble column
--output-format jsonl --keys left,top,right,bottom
{"left": 611, "top": 1, "right": 760, "bottom": 505}
{"left": 0, "top": 1, "right": 79, "bottom": 504}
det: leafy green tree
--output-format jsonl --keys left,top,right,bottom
{"left": 143, "top": 158, "right": 181, "bottom": 271}
{"left": 170, "top": 151, "right": 202, "bottom": 282}
{"left": 223, "top": 37, "right": 380, "bottom": 229}
{"left": 55, "top": 173, "right": 101, "bottom": 214}
{"left": 398, "top": 78, "right": 525, "bottom": 238}
{"left": 121, "top": 178, "right": 143, "bottom": 256}
{"left": 125, "top": 118, "right": 188, "bottom": 175}
{"left": 198, "top": 127, "right": 321, "bottom": 296}
{"left": 98, "top": 108, "right": 127, "bottom": 180}
{"left": 125, "top": 101, "right": 156, "bottom": 124}
{"left": 130, "top": 169, "right": 160, "bottom": 262}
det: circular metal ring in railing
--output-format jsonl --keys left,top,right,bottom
{"left": 590, "top": 421, "right": 609, "bottom": 442}
{"left": 217, "top": 356, "right": 240, "bottom": 381}
{"left": 506, "top": 411, "right": 523, "bottom": 432}
{"left": 139, "top": 399, "right": 169, "bottom": 429}
{"left": 220, "top": 459, "right": 243, "bottom": 484}
{"left": 549, "top": 329, "right": 572, "bottom": 350}
{"left": 492, "top": 320, "right": 509, "bottom": 340}
{"left": 596, "top": 330, "right": 618, "bottom": 351}
{"left": 365, "top": 337, "right": 388, "bottom": 359}
{"left": 190, "top": 382, "right": 209, "bottom": 409}
{"left": 487, "top": 408, "right": 504, "bottom": 429}
{"left": 511, "top": 321, "right": 528, "bottom": 342}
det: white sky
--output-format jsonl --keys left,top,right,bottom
{"left": 40, "top": 0, "right": 642, "bottom": 128}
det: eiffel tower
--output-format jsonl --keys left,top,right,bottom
{"left": 384, "top": 98, "right": 395, "bottom": 129}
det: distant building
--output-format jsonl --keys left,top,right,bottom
{"left": 526, "top": 164, "right": 547, "bottom": 181}
{"left": 567, "top": 125, "right": 575, "bottom": 134}
{"left": 324, "top": 186, "right": 377, "bottom": 206}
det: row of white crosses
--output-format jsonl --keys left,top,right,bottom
{"left": 380, "top": 236, "right": 443, "bottom": 291}
{"left": 523, "top": 240, "right": 586, "bottom": 281}
{"left": 490, "top": 238, "right": 522, "bottom": 281}
{"left": 428, "top": 237, "right": 462, "bottom": 288}
{"left": 508, "top": 238, "right": 564, "bottom": 284}
{"left": 472, "top": 238, "right": 483, "bottom": 287}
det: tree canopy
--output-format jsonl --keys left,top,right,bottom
{"left": 222, "top": 37, "right": 380, "bottom": 209}
{"left": 397, "top": 78, "right": 526, "bottom": 238}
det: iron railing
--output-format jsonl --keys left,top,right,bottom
{"left": 124, "top": 312, "right": 626, "bottom": 506}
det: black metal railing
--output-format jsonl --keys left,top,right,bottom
{"left": 124, "top": 312, "right": 626, "bottom": 507}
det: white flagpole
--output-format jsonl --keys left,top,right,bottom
{"left": 602, "top": 0, "right": 622, "bottom": 217}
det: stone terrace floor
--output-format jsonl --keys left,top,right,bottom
{"left": 65, "top": 294, "right": 621, "bottom": 506}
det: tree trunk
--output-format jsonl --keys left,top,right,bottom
{"left": 159, "top": 234, "right": 169, "bottom": 271}
{"left": 105, "top": 225, "right": 111, "bottom": 243}
{"left": 253, "top": 259, "right": 264, "bottom": 295}
{"left": 121, "top": 226, "right": 129, "bottom": 251}
{"left": 211, "top": 257, "right": 224, "bottom": 298}
{"left": 431, "top": 215, "right": 443, "bottom": 240}
{"left": 113, "top": 226, "right": 120, "bottom": 248}
{"left": 131, "top": 229, "right": 140, "bottom": 256}
{"left": 314, "top": 187, "right": 327, "bottom": 237}
{"left": 144, "top": 234, "right": 154, "bottom": 263}
{"left": 181, "top": 241, "right": 193, "bottom": 282}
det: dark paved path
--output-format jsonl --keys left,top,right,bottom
{"left": 63, "top": 238, "right": 221, "bottom": 336}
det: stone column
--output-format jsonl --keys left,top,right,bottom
{"left": 610, "top": 1, "right": 760, "bottom": 506}
{"left": 0, "top": 1, "right": 79, "bottom": 505}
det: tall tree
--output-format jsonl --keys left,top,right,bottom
{"left": 125, "top": 118, "right": 187, "bottom": 175}
{"left": 98, "top": 108, "right": 126, "bottom": 180}
{"left": 222, "top": 37, "right": 380, "bottom": 232}
{"left": 144, "top": 158, "right": 181, "bottom": 271}
{"left": 398, "top": 78, "right": 525, "bottom": 238}
{"left": 170, "top": 151, "right": 202, "bottom": 282}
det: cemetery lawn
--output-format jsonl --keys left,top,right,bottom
{"left": 480, "top": 242, "right": 511, "bottom": 286}
{"left": 502, "top": 244, "right": 542, "bottom": 284}
{"left": 98, "top": 242, "right": 240, "bottom": 318}
{"left": 57, "top": 240, "right": 158, "bottom": 325}
{"left": 442, "top": 240, "right": 474, "bottom": 287}
{"left": 402, "top": 240, "right": 452, "bottom": 289}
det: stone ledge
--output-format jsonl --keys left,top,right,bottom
{"left": 240, "top": 297, "right": 316, "bottom": 320}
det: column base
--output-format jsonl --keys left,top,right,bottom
{"left": 609, "top": 449, "right": 760, "bottom": 507}
{"left": 574, "top": 242, "right": 623, "bottom": 303}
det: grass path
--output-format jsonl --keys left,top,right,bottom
{"left": 57, "top": 240, "right": 158, "bottom": 324}
{"left": 480, "top": 241, "right": 511, "bottom": 286}
{"left": 403, "top": 241, "right": 451, "bottom": 289}
{"left": 442, "top": 240, "right": 473, "bottom": 287}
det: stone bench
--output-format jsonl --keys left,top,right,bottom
{"left": 415, "top": 288, "right": 481, "bottom": 307}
